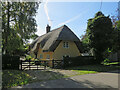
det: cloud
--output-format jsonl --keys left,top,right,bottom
{"left": 56, "top": 9, "right": 89, "bottom": 27}
{"left": 35, "top": 26, "right": 45, "bottom": 36}
{"left": 29, "top": 26, "right": 45, "bottom": 43}
{"left": 44, "top": 0, "right": 52, "bottom": 26}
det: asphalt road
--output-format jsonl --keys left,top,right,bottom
{"left": 14, "top": 70, "right": 119, "bottom": 88}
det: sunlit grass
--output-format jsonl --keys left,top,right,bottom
{"left": 66, "top": 64, "right": 119, "bottom": 73}
{"left": 104, "top": 62, "right": 120, "bottom": 65}
{"left": 2, "top": 70, "right": 32, "bottom": 88}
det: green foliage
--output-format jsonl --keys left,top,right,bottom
{"left": 64, "top": 56, "right": 96, "bottom": 68}
{"left": 94, "top": 11, "right": 104, "bottom": 18}
{"left": 81, "top": 33, "right": 90, "bottom": 52}
{"left": 2, "top": 55, "right": 20, "bottom": 70}
{"left": 111, "top": 20, "right": 120, "bottom": 52}
{"left": 66, "top": 64, "right": 119, "bottom": 72}
{"left": 102, "top": 58, "right": 110, "bottom": 65}
{"left": 2, "top": 2, "right": 40, "bottom": 55}
{"left": 86, "top": 11, "right": 113, "bottom": 63}
{"left": 25, "top": 54, "right": 32, "bottom": 61}
{"left": 30, "top": 34, "right": 39, "bottom": 40}
{"left": 2, "top": 70, "right": 32, "bottom": 88}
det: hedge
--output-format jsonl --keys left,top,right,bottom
{"left": 64, "top": 56, "right": 97, "bottom": 68}
{"left": 2, "top": 54, "right": 20, "bottom": 70}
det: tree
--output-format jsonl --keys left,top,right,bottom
{"left": 2, "top": 2, "right": 40, "bottom": 55}
{"left": 80, "top": 33, "right": 90, "bottom": 53}
{"left": 111, "top": 8, "right": 120, "bottom": 52}
{"left": 87, "top": 11, "right": 113, "bottom": 63}
{"left": 112, "top": 20, "right": 120, "bottom": 52}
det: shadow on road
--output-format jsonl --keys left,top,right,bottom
{"left": 11, "top": 70, "right": 117, "bottom": 89}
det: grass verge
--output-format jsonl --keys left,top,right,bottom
{"left": 65, "top": 64, "right": 120, "bottom": 74}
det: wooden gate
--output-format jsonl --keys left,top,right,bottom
{"left": 20, "top": 60, "right": 64, "bottom": 70}
{"left": 20, "top": 60, "right": 50, "bottom": 70}
{"left": 52, "top": 60, "right": 64, "bottom": 69}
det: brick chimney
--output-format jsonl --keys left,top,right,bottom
{"left": 46, "top": 24, "right": 51, "bottom": 33}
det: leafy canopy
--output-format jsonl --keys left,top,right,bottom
{"left": 86, "top": 11, "right": 113, "bottom": 63}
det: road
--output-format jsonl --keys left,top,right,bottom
{"left": 13, "top": 70, "right": 119, "bottom": 88}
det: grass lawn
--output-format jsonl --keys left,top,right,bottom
{"left": 103, "top": 62, "right": 120, "bottom": 65}
{"left": 65, "top": 64, "right": 120, "bottom": 75}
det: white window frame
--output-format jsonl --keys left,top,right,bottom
{"left": 63, "top": 42, "right": 69, "bottom": 48}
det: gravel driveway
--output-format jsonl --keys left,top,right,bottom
{"left": 13, "top": 70, "right": 119, "bottom": 88}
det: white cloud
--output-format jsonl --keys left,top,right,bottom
{"left": 35, "top": 26, "right": 46, "bottom": 36}
{"left": 44, "top": 0, "right": 52, "bottom": 26}
{"left": 29, "top": 26, "right": 45, "bottom": 43}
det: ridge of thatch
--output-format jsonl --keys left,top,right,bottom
{"left": 30, "top": 25, "right": 82, "bottom": 53}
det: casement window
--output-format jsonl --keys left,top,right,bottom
{"left": 63, "top": 42, "right": 69, "bottom": 48}
{"left": 46, "top": 54, "right": 50, "bottom": 59}
{"left": 40, "top": 54, "right": 43, "bottom": 59}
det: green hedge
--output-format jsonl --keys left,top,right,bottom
{"left": 2, "top": 54, "right": 20, "bottom": 70}
{"left": 64, "top": 56, "right": 96, "bottom": 68}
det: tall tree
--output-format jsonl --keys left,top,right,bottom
{"left": 86, "top": 11, "right": 113, "bottom": 63}
{"left": 2, "top": 2, "right": 40, "bottom": 55}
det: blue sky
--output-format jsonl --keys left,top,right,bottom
{"left": 35, "top": 2, "right": 118, "bottom": 40}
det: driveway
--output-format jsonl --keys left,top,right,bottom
{"left": 13, "top": 70, "right": 119, "bottom": 88}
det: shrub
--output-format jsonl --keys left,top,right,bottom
{"left": 2, "top": 54, "right": 20, "bottom": 70}
{"left": 25, "top": 55, "right": 32, "bottom": 61}
{"left": 64, "top": 56, "right": 96, "bottom": 68}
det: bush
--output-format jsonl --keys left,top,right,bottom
{"left": 2, "top": 54, "right": 20, "bottom": 70}
{"left": 64, "top": 56, "right": 96, "bottom": 68}
{"left": 34, "top": 59, "right": 41, "bottom": 65}
{"left": 25, "top": 55, "right": 32, "bottom": 61}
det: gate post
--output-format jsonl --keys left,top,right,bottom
{"left": 44, "top": 61, "right": 46, "bottom": 70}
{"left": 63, "top": 59, "right": 65, "bottom": 69}
{"left": 21, "top": 60, "right": 22, "bottom": 70}
{"left": 52, "top": 59, "right": 54, "bottom": 68}
{"left": 29, "top": 60, "right": 30, "bottom": 70}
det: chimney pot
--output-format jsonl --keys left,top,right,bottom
{"left": 46, "top": 24, "right": 51, "bottom": 33}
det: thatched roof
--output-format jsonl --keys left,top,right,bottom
{"left": 30, "top": 25, "right": 83, "bottom": 53}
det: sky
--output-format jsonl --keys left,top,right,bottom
{"left": 34, "top": 1, "right": 118, "bottom": 41}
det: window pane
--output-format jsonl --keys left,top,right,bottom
{"left": 66, "top": 42, "right": 68, "bottom": 48}
{"left": 46, "top": 55, "right": 50, "bottom": 59}
{"left": 40, "top": 54, "right": 43, "bottom": 59}
{"left": 63, "top": 42, "right": 66, "bottom": 47}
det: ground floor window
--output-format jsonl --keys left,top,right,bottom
{"left": 40, "top": 54, "right": 43, "bottom": 59}
{"left": 62, "top": 55, "right": 70, "bottom": 60}
{"left": 46, "top": 54, "right": 50, "bottom": 59}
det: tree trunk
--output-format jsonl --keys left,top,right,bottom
{"left": 5, "top": 2, "right": 10, "bottom": 54}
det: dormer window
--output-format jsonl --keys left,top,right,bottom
{"left": 63, "top": 42, "right": 69, "bottom": 48}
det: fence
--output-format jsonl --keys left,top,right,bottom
{"left": 20, "top": 60, "right": 50, "bottom": 70}
{"left": 20, "top": 59, "right": 64, "bottom": 70}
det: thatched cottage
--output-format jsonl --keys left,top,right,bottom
{"left": 29, "top": 25, "right": 82, "bottom": 61}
